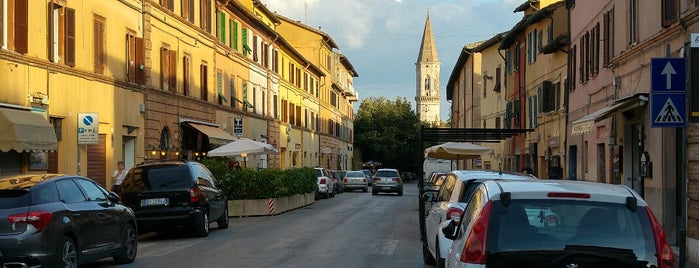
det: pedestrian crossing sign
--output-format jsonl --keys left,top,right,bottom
{"left": 651, "top": 93, "right": 687, "bottom": 128}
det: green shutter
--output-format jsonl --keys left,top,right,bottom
{"left": 228, "top": 20, "right": 233, "bottom": 48}
{"left": 242, "top": 28, "right": 248, "bottom": 56}
{"left": 233, "top": 22, "right": 238, "bottom": 51}
{"left": 220, "top": 13, "right": 226, "bottom": 44}
{"left": 242, "top": 83, "right": 248, "bottom": 112}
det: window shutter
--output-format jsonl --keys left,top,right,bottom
{"left": 127, "top": 34, "right": 136, "bottom": 82}
{"left": 94, "top": 19, "right": 105, "bottom": 74}
{"left": 15, "top": 0, "right": 28, "bottom": 54}
{"left": 183, "top": 55, "right": 191, "bottom": 96}
{"left": 169, "top": 50, "right": 177, "bottom": 92}
{"left": 64, "top": 8, "right": 76, "bottom": 66}
{"left": 0, "top": 0, "right": 4, "bottom": 47}
{"left": 662, "top": 0, "right": 678, "bottom": 27}
{"left": 233, "top": 22, "right": 238, "bottom": 51}
{"left": 200, "top": 64, "right": 208, "bottom": 101}
{"left": 135, "top": 37, "right": 145, "bottom": 85}
{"left": 161, "top": 48, "right": 169, "bottom": 90}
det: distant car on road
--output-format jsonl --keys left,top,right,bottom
{"left": 315, "top": 167, "right": 335, "bottom": 199}
{"left": 361, "top": 169, "right": 373, "bottom": 186}
{"left": 0, "top": 174, "right": 138, "bottom": 267}
{"left": 372, "top": 168, "right": 403, "bottom": 196}
{"left": 343, "top": 170, "right": 369, "bottom": 192}
{"left": 119, "top": 160, "right": 229, "bottom": 237}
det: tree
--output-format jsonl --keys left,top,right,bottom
{"left": 354, "top": 97, "right": 426, "bottom": 172}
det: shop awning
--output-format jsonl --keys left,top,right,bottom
{"left": 184, "top": 122, "right": 236, "bottom": 145}
{"left": 0, "top": 107, "right": 57, "bottom": 152}
{"left": 570, "top": 93, "right": 648, "bottom": 136}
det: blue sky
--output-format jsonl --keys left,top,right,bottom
{"left": 263, "top": 0, "right": 524, "bottom": 120}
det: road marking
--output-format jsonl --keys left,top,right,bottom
{"left": 373, "top": 239, "right": 398, "bottom": 255}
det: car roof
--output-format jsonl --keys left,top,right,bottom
{"left": 376, "top": 168, "right": 397, "bottom": 172}
{"left": 135, "top": 159, "right": 192, "bottom": 167}
{"left": 449, "top": 170, "right": 535, "bottom": 181}
{"left": 481, "top": 180, "right": 647, "bottom": 206}
{"left": 0, "top": 174, "right": 72, "bottom": 190}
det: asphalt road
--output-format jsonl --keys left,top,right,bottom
{"left": 84, "top": 180, "right": 431, "bottom": 268}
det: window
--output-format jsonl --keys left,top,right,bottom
{"left": 75, "top": 179, "right": 107, "bottom": 202}
{"left": 528, "top": 29, "right": 537, "bottom": 64}
{"left": 505, "top": 49, "right": 512, "bottom": 74}
{"left": 229, "top": 75, "right": 235, "bottom": 108}
{"left": 593, "top": 23, "right": 600, "bottom": 76}
{"left": 217, "top": 10, "right": 226, "bottom": 44}
{"left": 160, "top": 45, "right": 176, "bottom": 92}
{"left": 529, "top": 95, "right": 537, "bottom": 128}
{"left": 182, "top": 0, "right": 194, "bottom": 23}
{"left": 326, "top": 54, "right": 331, "bottom": 70}
{"left": 569, "top": 45, "right": 576, "bottom": 92}
{"left": 425, "top": 76, "right": 431, "bottom": 92}
{"left": 216, "top": 70, "right": 225, "bottom": 105}
{"left": 200, "top": 62, "right": 208, "bottom": 101}
{"left": 183, "top": 54, "right": 191, "bottom": 96}
{"left": 127, "top": 32, "right": 145, "bottom": 84}
{"left": 252, "top": 35, "right": 258, "bottom": 62}
{"left": 513, "top": 45, "right": 520, "bottom": 71}
{"left": 597, "top": 143, "right": 606, "bottom": 183}
{"left": 603, "top": 8, "right": 614, "bottom": 67}
{"left": 494, "top": 66, "right": 502, "bottom": 92}
{"left": 50, "top": 3, "right": 75, "bottom": 66}
{"left": 662, "top": 0, "right": 678, "bottom": 27}
{"left": 539, "top": 81, "right": 559, "bottom": 113}
{"left": 629, "top": 0, "right": 638, "bottom": 45}
{"left": 161, "top": 0, "right": 174, "bottom": 11}
{"left": 93, "top": 15, "right": 106, "bottom": 74}
{"left": 3, "top": 0, "right": 28, "bottom": 53}
{"left": 232, "top": 21, "right": 238, "bottom": 51}
{"left": 200, "top": 0, "right": 211, "bottom": 33}
{"left": 56, "top": 179, "right": 86, "bottom": 203}
{"left": 242, "top": 28, "right": 250, "bottom": 56}
{"left": 281, "top": 99, "right": 287, "bottom": 122}
{"left": 272, "top": 49, "right": 279, "bottom": 73}
{"left": 273, "top": 95, "right": 278, "bottom": 119}
{"left": 263, "top": 43, "right": 269, "bottom": 68}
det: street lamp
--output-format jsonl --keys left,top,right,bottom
{"left": 241, "top": 152, "right": 248, "bottom": 168}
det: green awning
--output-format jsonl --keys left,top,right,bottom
{"left": 0, "top": 107, "right": 57, "bottom": 152}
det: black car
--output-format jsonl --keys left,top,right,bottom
{"left": 0, "top": 174, "right": 138, "bottom": 268}
{"left": 119, "top": 160, "right": 228, "bottom": 237}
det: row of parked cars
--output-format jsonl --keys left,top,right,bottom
{"left": 421, "top": 170, "right": 675, "bottom": 268}
{"left": 0, "top": 159, "right": 229, "bottom": 267}
{"left": 315, "top": 167, "right": 405, "bottom": 198}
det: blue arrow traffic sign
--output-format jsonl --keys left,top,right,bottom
{"left": 651, "top": 58, "right": 686, "bottom": 92}
{"left": 650, "top": 93, "right": 687, "bottom": 128}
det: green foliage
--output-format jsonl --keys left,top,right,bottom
{"left": 203, "top": 159, "right": 317, "bottom": 200}
{"left": 354, "top": 97, "right": 424, "bottom": 172}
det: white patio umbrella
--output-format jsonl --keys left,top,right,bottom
{"left": 207, "top": 138, "right": 278, "bottom": 157}
{"left": 424, "top": 142, "right": 493, "bottom": 160}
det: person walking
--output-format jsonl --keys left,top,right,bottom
{"left": 111, "top": 161, "right": 128, "bottom": 193}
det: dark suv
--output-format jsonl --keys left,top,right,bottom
{"left": 120, "top": 160, "right": 228, "bottom": 237}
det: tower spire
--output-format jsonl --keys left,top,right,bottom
{"left": 417, "top": 12, "right": 439, "bottom": 63}
{"left": 415, "top": 12, "right": 441, "bottom": 125}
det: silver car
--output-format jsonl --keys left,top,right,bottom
{"left": 343, "top": 170, "right": 368, "bottom": 192}
{"left": 371, "top": 168, "right": 403, "bottom": 196}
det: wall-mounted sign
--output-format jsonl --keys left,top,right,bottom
{"left": 78, "top": 113, "right": 99, "bottom": 144}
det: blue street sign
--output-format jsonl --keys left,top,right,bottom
{"left": 651, "top": 58, "right": 686, "bottom": 92}
{"left": 650, "top": 93, "right": 687, "bottom": 128}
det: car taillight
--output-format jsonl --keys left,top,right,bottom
{"left": 320, "top": 178, "right": 327, "bottom": 184}
{"left": 8, "top": 211, "right": 53, "bottom": 232}
{"left": 646, "top": 206, "right": 675, "bottom": 268}
{"left": 344, "top": 178, "right": 348, "bottom": 183}
{"left": 190, "top": 187, "right": 202, "bottom": 203}
{"left": 446, "top": 207, "right": 464, "bottom": 224}
{"left": 460, "top": 201, "right": 492, "bottom": 264}
{"left": 362, "top": 178, "right": 367, "bottom": 182}
{"left": 392, "top": 177, "right": 400, "bottom": 182}
{"left": 373, "top": 177, "right": 380, "bottom": 181}
{"left": 547, "top": 192, "right": 591, "bottom": 199}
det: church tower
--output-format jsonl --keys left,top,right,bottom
{"left": 415, "top": 13, "right": 440, "bottom": 125}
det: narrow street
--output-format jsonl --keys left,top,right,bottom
{"left": 85, "top": 181, "right": 428, "bottom": 268}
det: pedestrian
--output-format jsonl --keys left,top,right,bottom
{"left": 111, "top": 161, "right": 128, "bottom": 193}
{"left": 232, "top": 161, "right": 242, "bottom": 170}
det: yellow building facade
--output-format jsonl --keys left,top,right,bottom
{"left": 0, "top": 0, "right": 145, "bottom": 186}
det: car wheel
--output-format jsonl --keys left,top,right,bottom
{"left": 422, "top": 241, "right": 436, "bottom": 265}
{"left": 363, "top": 187, "right": 368, "bottom": 193}
{"left": 113, "top": 224, "right": 137, "bottom": 264}
{"left": 372, "top": 189, "right": 378, "bottom": 195}
{"left": 193, "top": 211, "right": 209, "bottom": 237}
{"left": 217, "top": 205, "right": 229, "bottom": 229}
{"left": 55, "top": 236, "right": 78, "bottom": 268}
{"left": 398, "top": 189, "right": 403, "bottom": 196}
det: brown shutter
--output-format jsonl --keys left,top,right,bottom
{"left": 200, "top": 64, "right": 208, "bottom": 101}
{"left": 15, "top": 0, "right": 28, "bottom": 54}
{"left": 65, "top": 8, "right": 76, "bottom": 67}
{"left": 0, "top": 0, "right": 3, "bottom": 47}
{"left": 135, "top": 37, "right": 145, "bottom": 85}
{"left": 94, "top": 19, "right": 104, "bottom": 74}
{"left": 188, "top": 0, "right": 195, "bottom": 23}
{"left": 183, "top": 55, "right": 190, "bottom": 96}
{"left": 169, "top": 50, "right": 177, "bottom": 93}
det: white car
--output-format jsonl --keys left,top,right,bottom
{"left": 343, "top": 170, "right": 369, "bottom": 192}
{"left": 422, "top": 170, "right": 535, "bottom": 267}
{"left": 441, "top": 180, "right": 675, "bottom": 268}
{"left": 315, "top": 167, "right": 335, "bottom": 199}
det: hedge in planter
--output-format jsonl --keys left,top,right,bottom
{"left": 201, "top": 158, "right": 316, "bottom": 200}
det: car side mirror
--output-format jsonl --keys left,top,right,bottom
{"left": 107, "top": 192, "right": 120, "bottom": 203}
{"left": 442, "top": 219, "right": 459, "bottom": 240}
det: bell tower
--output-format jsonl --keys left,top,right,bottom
{"left": 415, "top": 13, "right": 440, "bottom": 125}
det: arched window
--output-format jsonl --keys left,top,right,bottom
{"left": 159, "top": 127, "right": 170, "bottom": 159}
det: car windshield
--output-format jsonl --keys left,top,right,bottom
{"left": 316, "top": 169, "right": 324, "bottom": 177}
{"left": 0, "top": 190, "right": 30, "bottom": 209}
{"left": 375, "top": 171, "right": 398, "bottom": 177}
{"left": 486, "top": 199, "right": 657, "bottom": 266}
{"left": 123, "top": 165, "right": 192, "bottom": 191}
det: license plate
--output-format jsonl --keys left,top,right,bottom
{"left": 141, "top": 198, "right": 169, "bottom": 206}
{"left": 381, "top": 187, "right": 391, "bottom": 190}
